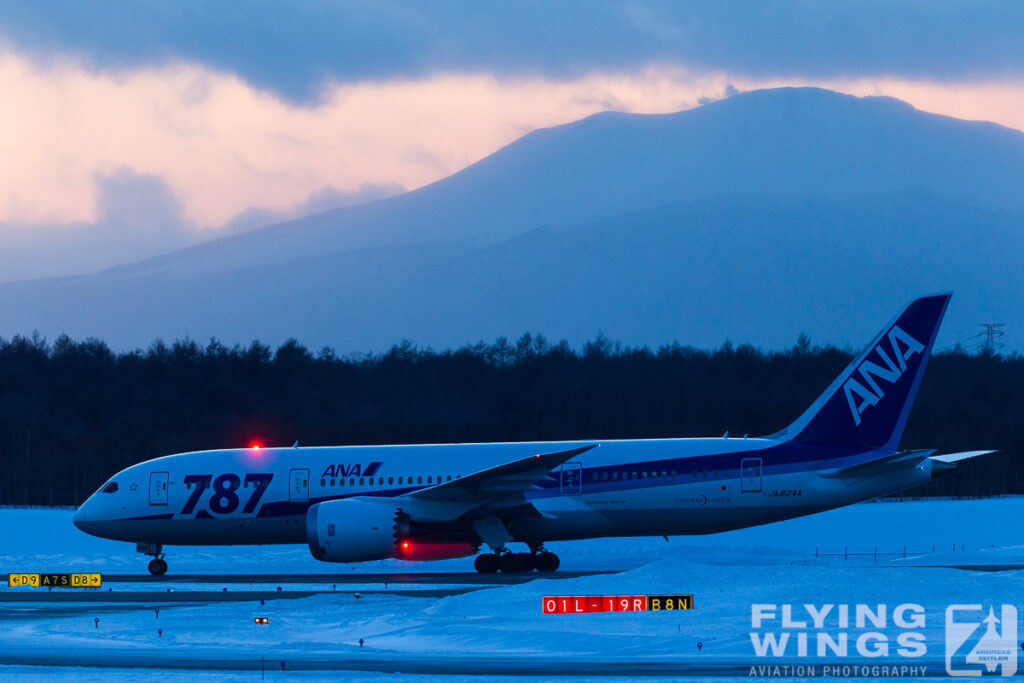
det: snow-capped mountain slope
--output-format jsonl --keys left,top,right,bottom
{"left": 2, "top": 87, "right": 1023, "bottom": 351}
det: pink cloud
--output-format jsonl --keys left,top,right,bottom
{"left": 2, "top": 50, "right": 1023, "bottom": 235}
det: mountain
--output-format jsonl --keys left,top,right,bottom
{"left": 2, "top": 87, "right": 1023, "bottom": 352}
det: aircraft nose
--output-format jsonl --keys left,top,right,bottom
{"left": 73, "top": 505, "right": 88, "bottom": 530}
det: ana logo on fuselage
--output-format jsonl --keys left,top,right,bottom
{"left": 842, "top": 325, "right": 925, "bottom": 426}
{"left": 321, "top": 462, "right": 382, "bottom": 478}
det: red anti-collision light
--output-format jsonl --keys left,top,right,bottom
{"left": 250, "top": 443, "right": 262, "bottom": 450}
{"left": 400, "top": 541, "right": 411, "bottom": 551}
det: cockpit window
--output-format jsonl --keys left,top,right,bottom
{"left": 101, "top": 481, "right": 118, "bottom": 493}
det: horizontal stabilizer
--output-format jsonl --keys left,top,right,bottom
{"left": 818, "top": 449, "right": 935, "bottom": 479}
{"left": 929, "top": 450, "right": 997, "bottom": 464}
{"left": 928, "top": 450, "right": 997, "bottom": 475}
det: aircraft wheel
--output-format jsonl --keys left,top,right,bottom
{"left": 498, "top": 552, "right": 521, "bottom": 573}
{"left": 535, "top": 551, "right": 559, "bottom": 572}
{"left": 148, "top": 558, "right": 168, "bottom": 576}
{"left": 516, "top": 552, "right": 536, "bottom": 572}
{"left": 474, "top": 553, "right": 499, "bottom": 573}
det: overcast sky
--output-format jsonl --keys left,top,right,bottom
{"left": 2, "top": 1, "right": 1024, "bottom": 281}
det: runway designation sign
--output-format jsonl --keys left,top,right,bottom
{"left": 7, "top": 573, "right": 102, "bottom": 588}
{"left": 542, "top": 594, "right": 693, "bottom": 613}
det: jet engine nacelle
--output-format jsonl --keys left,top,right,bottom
{"left": 306, "top": 498, "right": 403, "bottom": 562}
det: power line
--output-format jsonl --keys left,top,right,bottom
{"left": 980, "top": 322, "right": 1005, "bottom": 355}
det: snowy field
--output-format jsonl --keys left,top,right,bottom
{"left": 0, "top": 498, "right": 1022, "bottom": 680}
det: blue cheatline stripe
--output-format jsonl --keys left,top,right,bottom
{"left": 114, "top": 440, "right": 885, "bottom": 521}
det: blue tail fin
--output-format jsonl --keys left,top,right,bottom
{"left": 769, "top": 293, "right": 952, "bottom": 450}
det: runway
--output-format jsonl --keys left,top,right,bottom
{"left": 1, "top": 570, "right": 610, "bottom": 585}
{"left": 0, "top": 570, "right": 614, "bottom": 602}
{"left": 57, "top": 569, "right": 612, "bottom": 584}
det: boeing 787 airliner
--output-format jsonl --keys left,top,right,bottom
{"left": 74, "top": 293, "right": 991, "bottom": 575}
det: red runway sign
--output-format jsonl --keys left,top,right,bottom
{"left": 542, "top": 594, "right": 693, "bottom": 613}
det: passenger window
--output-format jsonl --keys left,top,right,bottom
{"left": 592, "top": 472, "right": 598, "bottom": 481}
{"left": 359, "top": 478, "right": 364, "bottom": 485}
{"left": 320, "top": 478, "right": 326, "bottom": 486}
{"left": 388, "top": 477, "right": 394, "bottom": 485}
{"left": 350, "top": 478, "right": 355, "bottom": 486}
{"left": 330, "top": 478, "right": 336, "bottom": 486}
{"left": 418, "top": 476, "right": 423, "bottom": 484}
{"left": 447, "top": 475, "right": 452, "bottom": 481}
{"left": 398, "top": 477, "right": 403, "bottom": 484}
{"left": 427, "top": 476, "right": 433, "bottom": 484}
{"left": 641, "top": 472, "right": 648, "bottom": 478}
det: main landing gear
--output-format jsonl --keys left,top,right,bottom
{"left": 474, "top": 547, "right": 560, "bottom": 574}
{"left": 138, "top": 542, "right": 168, "bottom": 576}
{"left": 470, "top": 517, "right": 558, "bottom": 573}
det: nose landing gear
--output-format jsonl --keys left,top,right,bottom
{"left": 138, "top": 542, "right": 167, "bottom": 576}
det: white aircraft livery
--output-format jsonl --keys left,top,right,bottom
{"left": 74, "top": 293, "right": 993, "bottom": 575}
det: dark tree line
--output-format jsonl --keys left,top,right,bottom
{"left": 0, "top": 332, "right": 1019, "bottom": 506}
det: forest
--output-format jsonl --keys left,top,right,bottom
{"left": 0, "top": 331, "right": 1019, "bottom": 506}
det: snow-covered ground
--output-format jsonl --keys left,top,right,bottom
{"left": 1, "top": 498, "right": 1022, "bottom": 680}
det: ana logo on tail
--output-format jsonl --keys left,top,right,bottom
{"left": 842, "top": 325, "right": 925, "bottom": 426}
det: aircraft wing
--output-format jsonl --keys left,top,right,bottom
{"left": 398, "top": 443, "right": 597, "bottom": 521}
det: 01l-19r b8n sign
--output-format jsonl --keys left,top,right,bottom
{"left": 74, "top": 293, "right": 993, "bottom": 576}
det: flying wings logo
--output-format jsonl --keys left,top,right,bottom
{"left": 842, "top": 325, "right": 925, "bottom": 426}
{"left": 946, "top": 604, "right": 1017, "bottom": 676}
{"left": 320, "top": 462, "right": 383, "bottom": 478}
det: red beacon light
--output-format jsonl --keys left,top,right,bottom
{"left": 400, "top": 541, "right": 411, "bottom": 552}
{"left": 249, "top": 442, "right": 263, "bottom": 451}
